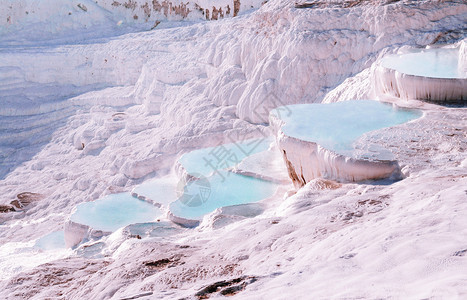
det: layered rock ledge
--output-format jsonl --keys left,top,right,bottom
{"left": 373, "top": 44, "right": 467, "bottom": 103}
{"left": 270, "top": 100, "right": 421, "bottom": 188}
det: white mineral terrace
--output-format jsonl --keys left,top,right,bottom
{"left": 168, "top": 170, "right": 278, "bottom": 227}
{"left": 1, "top": 0, "right": 466, "bottom": 297}
{"left": 374, "top": 44, "right": 467, "bottom": 102}
{"left": 65, "top": 139, "right": 280, "bottom": 241}
{"left": 65, "top": 192, "right": 163, "bottom": 247}
{"left": 270, "top": 100, "right": 422, "bottom": 188}
{"left": 171, "top": 139, "right": 279, "bottom": 227}
{"left": 175, "top": 137, "right": 273, "bottom": 178}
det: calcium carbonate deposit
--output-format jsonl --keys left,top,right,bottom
{"left": 270, "top": 100, "right": 421, "bottom": 186}
{"left": 0, "top": 0, "right": 466, "bottom": 299}
{"left": 375, "top": 47, "right": 467, "bottom": 102}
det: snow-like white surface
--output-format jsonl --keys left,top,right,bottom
{"left": 122, "top": 221, "right": 184, "bottom": 239}
{"left": 1, "top": 0, "right": 138, "bottom": 45}
{"left": 460, "top": 39, "right": 467, "bottom": 74}
{"left": 0, "top": 0, "right": 264, "bottom": 45}
{"left": 0, "top": 235, "right": 71, "bottom": 281}
{"left": 0, "top": 0, "right": 466, "bottom": 298}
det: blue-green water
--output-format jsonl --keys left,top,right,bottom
{"left": 271, "top": 100, "right": 421, "bottom": 156}
{"left": 169, "top": 170, "right": 277, "bottom": 220}
{"left": 179, "top": 137, "right": 272, "bottom": 177}
{"left": 71, "top": 139, "right": 277, "bottom": 228}
{"left": 34, "top": 231, "right": 66, "bottom": 250}
{"left": 132, "top": 176, "right": 178, "bottom": 206}
{"left": 71, "top": 193, "right": 162, "bottom": 232}
{"left": 381, "top": 48, "right": 465, "bottom": 79}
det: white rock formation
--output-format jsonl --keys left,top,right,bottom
{"left": 270, "top": 112, "right": 402, "bottom": 188}
{"left": 1, "top": 0, "right": 467, "bottom": 298}
{"left": 459, "top": 39, "right": 467, "bottom": 75}
{"left": 1, "top": 0, "right": 265, "bottom": 45}
{"left": 96, "top": 0, "right": 259, "bottom": 22}
{"left": 231, "top": 146, "right": 290, "bottom": 184}
{"left": 64, "top": 220, "right": 111, "bottom": 248}
{"left": 373, "top": 46, "right": 467, "bottom": 102}
{"left": 374, "top": 67, "right": 466, "bottom": 102}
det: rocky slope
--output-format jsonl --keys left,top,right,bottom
{"left": 0, "top": 0, "right": 466, "bottom": 299}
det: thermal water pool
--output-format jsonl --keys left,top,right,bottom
{"left": 34, "top": 231, "right": 66, "bottom": 250}
{"left": 131, "top": 175, "right": 179, "bottom": 206}
{"left": 380, "top": 48, "right": 465, "bottom": 79}
{"left": 178, "top": 137, "right": 273, "bottom": 177}
{"left": 169, "top": 170, "right": 277, "bottom": 224}
{"left": 375, "top": 47, "right": 467, "bottom": 102}
{"left": 269, "top": 100, "right": 422, "bottom": 185}
{"left": 271, "top": 100, "right": 421, "bottom": 158}
{"left": 70, "top": 192, "right": 162, "bottom": 232}
{"left": 67, "top": 138, "right": 279, "bottom": 233}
